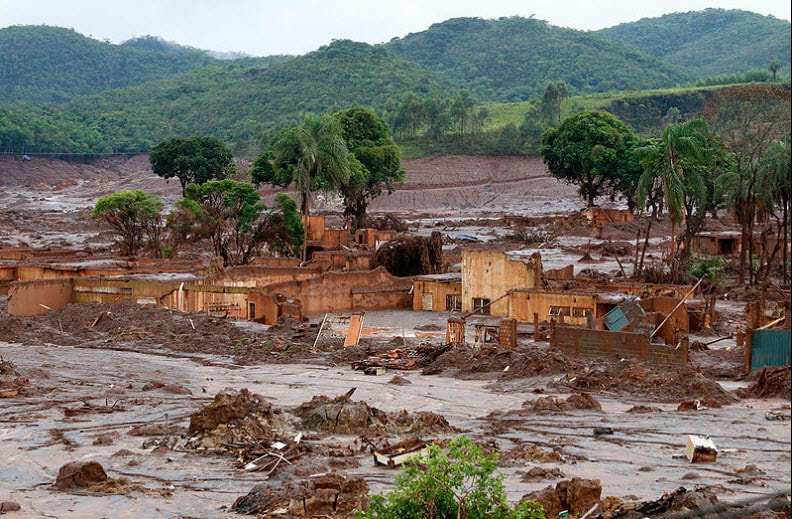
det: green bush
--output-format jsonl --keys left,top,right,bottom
{"left": 688, "top": 257, "right": 724, "bottom": 283}
{"left": 358, "top": 436, "right": 544, "bottom": 519}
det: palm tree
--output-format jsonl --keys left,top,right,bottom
{"left": 270, "top": 113, "right": 350, "bottom": 216}
{"left": 269, "top": 114, "right": 350, "bottom": 260}
{"left": 636, "top": 119, "right": 710, "bottom": 272}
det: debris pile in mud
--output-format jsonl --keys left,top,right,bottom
{"left": 737, "top": 366, "right": 791, "bottom": 400}
{"left": 528, "top": 392, "right": 603, "bottom": 413}
{"left": 0, "top": 358, "right": 29, "bottom": 398}
{"left": 232, "top": 472, "right": 369, "bottom": 516}
{"left": 186, "top": 388, "right": 296, "bottom": 453}
{"left": 428, "top": 344, "right": 578, "bottom": 379}
{"left": 0, "top": 301, "right": 309, "bottom": 365}
{"left": 54, "top": 461, "right": 108, "bottom": 489}
{"left": 294, "top": 388, "right": 457, "bottom": 436}
{"left": 599, "top": 486, "right": 720, "bottom": 518}
{"left": 350, "top": 343, "right": 452, "bottom": 371}
{"left": 554, "top": 361, "right": 737, "bottom": 405}
{"left": 522, "top": 478, "right": 602, "bottom": 518}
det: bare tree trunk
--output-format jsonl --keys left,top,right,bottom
{"left": 784, "top": 201, "right": 789, "bottom": 285}
{"left": 738, "top": 214, "right": 748, "bottom": 285}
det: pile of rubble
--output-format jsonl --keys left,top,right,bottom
{"left": 0, "top": 358, "right": 29, "bottom": 398}
{"left": 135, "top": 388, "right": 457, "bottom": 478}
{"left": 0, "top": 301, "right": 316, "bottom": 365}
{"left": 737, "top": 366, "right": 791, "bottom": 400}
{"left": 232, "top": 472, "right": 369, "bottom": 516}
{"left": 554, "top": 361, "right": 737, "bottom": 405}
{"left": 350, "top": 343, "right": 452, "bottom": 372}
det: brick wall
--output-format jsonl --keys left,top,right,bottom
{"left": 550, "top": 325, "right": 687, "bottom": 364}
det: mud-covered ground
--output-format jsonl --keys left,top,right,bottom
{"left": 1, "top": 154, "right": 790, "bottom": 518}
{"left": 1, "top": 303, "right": 790, "bottom": 518}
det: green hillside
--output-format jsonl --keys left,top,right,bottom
{"left": 0, "top": 25, "right": 218, "bottom": 103}
{"left": 1, "top": 40, "right": 453, "bottom": 154}
{"left": 1, "top": 11, "right": 790, "bottom": 156}
{"left": 483, "top": 84, "right": 733, "bottom": 134}
{"left": 385, "top": 16, "right": 684, "bottom": 101}
{"left": 597, "top": 9, "right": 791, "bottom": 77}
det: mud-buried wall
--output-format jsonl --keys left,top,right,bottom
{"left": 265, "top": 267, "right": 412, "bottom": 314}
{"left": 551, "top": 325, "right": 688, "bottom": 364}
{"left": 7, "top": 278, "right": 75, "bottom": 316}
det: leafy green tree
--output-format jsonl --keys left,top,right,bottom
{"left": 541, "top": 110, "right": 637, "bottom": 207}
{"left": 703, "top": 84, "right": 791, "bottom": 284}
{"left": 637, "top": 119, "right": 731, "bottom": 274}
{"left": 769, "top": 59, "right": 781, "bottom": 82}
{"left": 91, "top": 190, "right": 163, "bottom": 256}
{"left": 754, "top": 139, "right": 791, "bottom": 283}
{"left": 493, "top": 123, "right": 523, "bottom": 155}
{"left": 540, "top": 82, "right": 564, "bottom": 127}
{"left": 262, "top": 193, "right": 305, "bottom": 257}
{"left": 251, "top": 113, "right": 350, "bottom": 216}
{"left": 184, "top": 179, "right": 266, "bottom": 266}
{"left": 360, "top": 436, "right": 544, "bottom": 519}
{"left": 166, "top": 198, "right": 210, "bottom": 254}
{"left": 333, "top": 106, "right": 405, "bottom": 228}
{"left": 150, "top": 136, "right": 234, "bottom": 195}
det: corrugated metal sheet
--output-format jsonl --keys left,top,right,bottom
{"left": 751, "top": 329, "right": 791, "bottom": 371}
{"left": 603, "top": 298, "right": 645, "bottom": 331}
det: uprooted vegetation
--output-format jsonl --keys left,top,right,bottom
{"left": 737, "top": 366, "right": 791, "bottom": 400}
{"left": 371, "top": 230, "right": 443, "bottom": 276}
{"left": 138, "top": 388, "right": 458, "bottom": 467}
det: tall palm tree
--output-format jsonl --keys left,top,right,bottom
{"left": 269, "top": 114, "right": 350, "bottom": 260}
{"left": 271, "top": 113, "right": 350, "bottom": 216}
{"left": 636, "top": 119, "right": 710, "bottom": 270}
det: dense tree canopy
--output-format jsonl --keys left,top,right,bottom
{"left": 251, "top": 114, "right": 350, "bottom": 216}
{"left": 150, "top": 136, "right": 234, "bottom": 194}
{"left": 91, "top": 190, "right": 163, "bottom": 256}
{"left": 184, "top": 179, "right": 266, "bottom": 265}
{"left": 540, "top": 111, "right": 637, "bottom": 207}
{"left": 333, "top": 106, "right": 405, "bottom": 227}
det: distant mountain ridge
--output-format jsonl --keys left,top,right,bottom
{"left": 384, "top": 16, "right": 685, "bottom": 101}
{"left": 0, "top": 26, "right": 220, "bottom": 103}
{"left": 597, "top": 8, "right": 791, "bottom": 76}
{"left": 0, "top": 9, "right": 789, "bottom": 155}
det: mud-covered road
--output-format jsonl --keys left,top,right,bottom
{"left": 2, "top": 340, "right": 789, "bottom": 518}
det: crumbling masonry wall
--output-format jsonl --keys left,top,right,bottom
{"left": 462, "top": 251, "right": 542, "bottom": 316}
{"left": 265, "top": 267, "right": 412, "bottom": 315}
{"left": 7, "top": 278, "right": 75, "bottom": 316}
{"left": 551, "top": 325, "right": 688, "bottom": 364}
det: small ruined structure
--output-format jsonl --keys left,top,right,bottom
{"left": 461, "top": 250, "right": 542, "bottom": 316}
{"left": 412, "top": 273, "right": 462, "bottom": 312}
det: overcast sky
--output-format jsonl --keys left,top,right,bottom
{"left": 1, "top": 0, "right": 790, "bottom": 56}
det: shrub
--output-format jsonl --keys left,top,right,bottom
{"left": 358, "top": 436, "right": 544, "bottom": 519}
{"left": 688, "top": 257, "right": 724, "bottom": 284}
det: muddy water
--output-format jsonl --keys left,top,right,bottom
{"left": 1, "top": 341, "right": 789, "bottom": 518}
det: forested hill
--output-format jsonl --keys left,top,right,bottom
{"left": 0, "top": 10, "right": 789, "bottom": 155}
{"left": 0, "top": 40, "right": 453, "bottom": 153}
{"left": 384, "top": 16, "right": 684, "bottom": 101}
{"left": 0, "top": 26, "right": 218, "bottom": 103}
{"left": 597, "top": 9, "right": 791, "bottom": 77}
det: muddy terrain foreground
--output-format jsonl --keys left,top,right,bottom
{"left": 1, "top": 304, "right": 790, "bottom": 518}
{"left": 1, "top": 154, "right": 790, "bottom": 518}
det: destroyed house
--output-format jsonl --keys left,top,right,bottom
{"left": 412, "top": 273, "right": 463, "bottom": 312}
{"left": 461, "top": 251, "right": 543, "bottom": 317}
{"left": 508, "top": 290, "right": 629, "bottom": 326}
{"left": 692, "top": 232, "right": 741, "bottom": 255}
